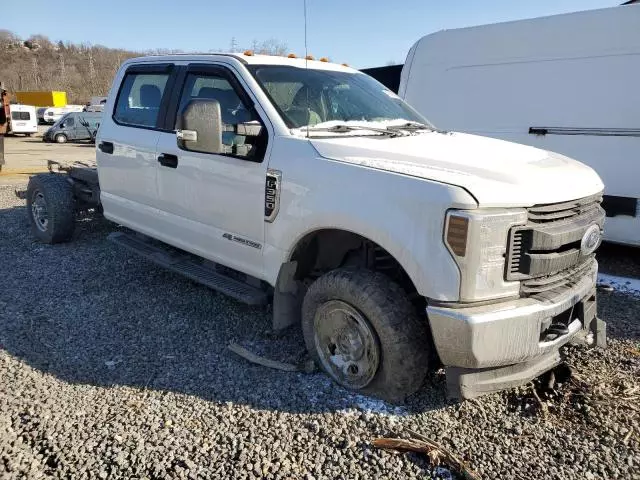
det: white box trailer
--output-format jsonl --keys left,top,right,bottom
{"left": 399, "top": 5, "right": 640, "bottom": 246}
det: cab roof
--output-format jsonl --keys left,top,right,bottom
{"left": 125, "top": 52, "right": 356, "bottom": 73}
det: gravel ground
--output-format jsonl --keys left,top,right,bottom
{"left": 597, "top": 242, "right": 640, "bottom": 279}
{"left": 1, "top": 181, "right": 639, "bottom": 480}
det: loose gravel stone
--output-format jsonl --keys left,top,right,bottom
{"left": 1, "top": 182, "right": 639, "bottom": 479}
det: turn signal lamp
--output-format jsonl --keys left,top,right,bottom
{"left": 446, "top": 214, "right": 469, "bottom": 257}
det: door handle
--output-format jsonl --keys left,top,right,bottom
{"left": 158, "top": 153, "right": 178, "bottom": 168}
{"left": 98, "top": 141, "right": 114, "bottom": 154}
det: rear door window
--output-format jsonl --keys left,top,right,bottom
{"left": 114, "top": 71, "right": 170, "bottom": 128}
{"left": 11, "top": 111, "right": 31, "bottom": 121}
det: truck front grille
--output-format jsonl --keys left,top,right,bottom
{"left": 506, "top": 193, "right": 604, "bottom": 296}
{"left": 526, "top": 194, "right": 603, "bottom": 224}
{"left": 521, "top": 257, "right": 596, "bottom": 301}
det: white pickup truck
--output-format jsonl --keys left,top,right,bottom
{"left": 25, "top": 53, "right": 606, "bottom": 401}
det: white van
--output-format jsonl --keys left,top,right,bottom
{"left": 399, "top": 5, "right": 640, "bottom": 246}
{"left": 8, "top": 105, "right": 38, "bottom": 136}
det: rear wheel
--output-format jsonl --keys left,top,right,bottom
{"left": 302, "top": 268, "right": 431, "bottom": 403}
{"left": 26, "top": 174, "right": 75, "bottom": 244}
{"left": 55, "top": 133, "right": 67, "bottom": 143}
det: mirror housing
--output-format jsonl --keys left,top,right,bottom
{"left": 177, "top": 99, "right": 223, "bottom": 154}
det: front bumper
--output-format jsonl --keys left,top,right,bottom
{"left": 427, "top": 263, "right": 606, "bottom": 399}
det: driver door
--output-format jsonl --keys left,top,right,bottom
{"left": 154, "top": 64, "right": 270, "bottom": 279}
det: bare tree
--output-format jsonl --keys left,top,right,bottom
{"left": 0, "top": 30, "right": 288, "bottom": 103}
{"left": 31, "top": 57, "right": 40, "bottom": 89}
{"left": 253, "top": 38, "right": 288, "bottom": 56}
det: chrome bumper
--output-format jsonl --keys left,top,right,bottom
{"left": 427, "top": 263, "right": 606, "bottom": 399}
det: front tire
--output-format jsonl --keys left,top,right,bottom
{"left": 55, "top": 134, "right": 67, "bottom": 143}
{"left": 27, "top": 174, "right": 75, "bottom": 244}
{"left": 302, "top": 268, "right": 431, "bottom": 403}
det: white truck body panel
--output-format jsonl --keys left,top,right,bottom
{"left": 399, "top": 5, "right": 640, "bottom": 245}
{"left": 8, "top": 104, "right": 38, "bottom": 134}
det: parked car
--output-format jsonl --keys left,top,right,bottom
{"left": 398, "top": 4, "right": 640, "bottom": 246}
{"left": 24, "top": 53, "right": 606, "bottom": 401}
{"left": 8, "top": 104, "right": 38, "bottom": 136}
{"left": 43, "top": 111, "right": 102, "bottom": 143}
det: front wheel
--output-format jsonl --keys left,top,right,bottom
{"left": 302, "top": 268, "right": 431, "bottom": 403}
{"left": 27, "top": 174, "right": 75, "bottom": 243}
{"left": 55, "top": 134, "right": 67, "bottom": 143}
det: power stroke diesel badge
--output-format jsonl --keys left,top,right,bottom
{"left": 580, "top": 224, "right": 601, "bottom": 256}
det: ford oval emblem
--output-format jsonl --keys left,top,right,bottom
{"left": 580, "top": 225, "right": 601, "bottom": 256}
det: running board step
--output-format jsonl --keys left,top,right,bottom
{"left": 107, "top": 232, "right": 268, "bottom": 306}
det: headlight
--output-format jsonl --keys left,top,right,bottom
{"left": 445, "top": 209, "right": 527, "bottom": 302}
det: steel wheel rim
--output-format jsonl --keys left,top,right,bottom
{"left": 31, "top": 191, "right": 49, "bottom": 232}
{"left": 313, "top": 300, "right": 380, "bottom": 389}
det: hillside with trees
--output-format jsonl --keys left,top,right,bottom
{"left": 0, "top": 30, "right": 286, "bottom": 104}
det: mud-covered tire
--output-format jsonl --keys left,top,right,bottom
{"left": 55, "top": 134, "right": 67, "bottom": 143}
{"left": 302, "top": 268, "right": 431, "bottom": 403}
{"left": 26, "top": 174, "right": 75, "bottom": 244}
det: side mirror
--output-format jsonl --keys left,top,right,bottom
{"left": 177, "top": 99, "right": 223, "bottom": 154}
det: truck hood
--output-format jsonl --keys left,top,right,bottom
{"left": 310, "top": 131, "right": 604, "bottom": 207}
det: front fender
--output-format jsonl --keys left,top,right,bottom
{"left": 264, "top": 140, "right": 477, "bottom": 301}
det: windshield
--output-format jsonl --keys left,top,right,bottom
{"left": 249, "top": 65, "right": 432, "bottom": 131}
{"left": 52, "top": 113, "right": 70, "bottom": 128}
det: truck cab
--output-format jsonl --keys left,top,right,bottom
{"left": 26, "top": 53, "right": 607, "bottom": 401}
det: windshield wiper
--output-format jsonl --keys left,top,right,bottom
{"left": 300, "top": 124, "right": 406, "bottom": 137}
{"left": 386, "top": 121, "right": 446, "bottom": 134}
